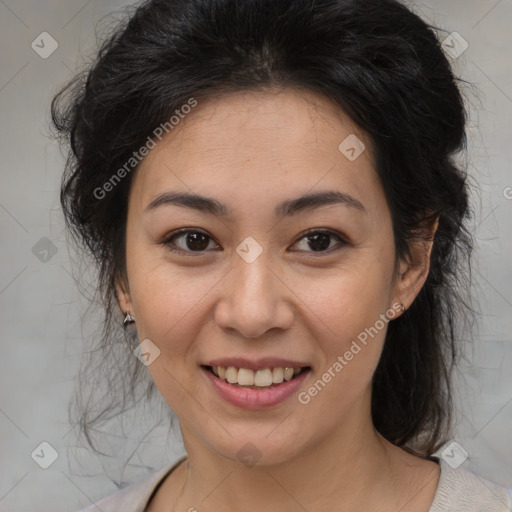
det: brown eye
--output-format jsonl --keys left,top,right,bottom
{"left": 161, "top": 228, "right": 347, "bottom": 255}
{"left": 291, "top": 230, "right": 347, "bottom": 253}
{"left": 163, "top": 229, "right": 220, "bottom": 254}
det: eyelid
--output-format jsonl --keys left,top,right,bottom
{"left": 161, "top": 227, "right": 348, "bottom": 255}
{"left": 161, "top": 227, "right": 220, "bottom": 255}
{"left": 289, "top": 228, "right": 348, "bottom": 254}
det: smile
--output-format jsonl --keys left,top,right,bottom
{"left": 205, "top": 365, "right": 308, "bottom": 388}
{"left": 201, "top": 364, "right": 312, "bottom": 409}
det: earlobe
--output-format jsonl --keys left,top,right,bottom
{"left": 123, "top": 311, "right": 136, "bottom": 326}
{"left": 115, "top": 281, "right": 136, "bottom": 326}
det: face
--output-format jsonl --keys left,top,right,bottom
{"left": 118, "top": 87, "right": 427, "bottom": 466}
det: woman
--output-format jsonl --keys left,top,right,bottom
{"left": 51, "top": 0, "right": 512, "bottom": 510}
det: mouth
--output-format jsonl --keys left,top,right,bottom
{"left": 200, "top": 357, "right": 312, "bottom": 408}
{"left": 201, "top": 364, "right": 311, "bottom": 389}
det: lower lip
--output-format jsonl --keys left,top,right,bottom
{"left": 201, "top": 367, "right": 310, "bottom": 409}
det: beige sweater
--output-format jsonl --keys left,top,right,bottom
{"left": 77, "top": 456, "right": 512, "bottom": 512}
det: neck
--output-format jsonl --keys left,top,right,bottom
{"left": 175, "top": 410, "right": 407, "bottom": 511}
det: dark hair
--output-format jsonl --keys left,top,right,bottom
{"left": 51, "top": 0, "right": 474, "bottom": 466}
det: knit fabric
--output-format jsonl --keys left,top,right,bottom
{"left": 76, "top": 456, "right": 512, "bottom": 512}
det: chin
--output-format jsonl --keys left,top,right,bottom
{"left": 206, "top": 431, "right": 309, "bottom": 469}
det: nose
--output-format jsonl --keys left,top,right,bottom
{"left": 214, "top": 248, "right": 295, "bottom": 339}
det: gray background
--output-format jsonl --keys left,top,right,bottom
{"left": 1, "top": 1, "right": 511, "bottom": 510}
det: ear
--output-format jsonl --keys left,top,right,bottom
{"left": 115, "top": 273, "right": 133, "bottom": 315}
{"left": 394, "top": 216, "right": 439, "bottom": 311}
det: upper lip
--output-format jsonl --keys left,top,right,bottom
{"left": 203, "top": 357, "right": 310, "bottom": 371}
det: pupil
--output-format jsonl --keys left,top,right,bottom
{"left": 308, "top": 233, "right": 330, "bottom": 252}
{"left": 187, "top": 232, "right": 209, "bottom": 251}
{"left": 185, "top": 233, "right": 331, "bottom": 252}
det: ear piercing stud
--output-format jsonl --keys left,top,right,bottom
{"left": 123, "top": 311, "right": 135, "bottom": 326}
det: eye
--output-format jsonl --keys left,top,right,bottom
{"left": 291, "top": 229, "right": 347, "bottom": 254}
{"left": 162, "top": 229, "right": 220, "bottom": 254}
{"left": 161, "top": 228, "right": 347, "bottom": 255}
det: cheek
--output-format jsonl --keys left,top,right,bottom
{"left": 296, "top": 274, "right": 391, "bottom": 418}
{"left": 298, "top": 257, "right": 394, "bottom": 345}
{"left": 294, "top": 255, "right": 394, "bottom": 402}
{"left": 126, "top": 259, "right": 212, "bottom": 412}
{"left": 124, "top": 239, "right": 205, "bottom": 342}
{"left": 130, "top": 263, "right": 214, "bottom": 341}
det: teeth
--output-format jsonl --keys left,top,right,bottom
{"left": 284, "top": 367, "right": 294, "bottom": 381}
{"left": 225, "top": 366, "right": 238, "bottom": 384}
{"left": 210, "top": 365, "right": 305, "bottom": 387}
{"left": 272, "top": 367, "right": 284, "bottom": 383}
{"left": 237, "top": 368, "right": 255, "bottom": 386}
{"left": 254, "top": 369, "right": 272, "bottom": 387}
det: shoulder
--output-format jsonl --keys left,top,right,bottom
{"left": 430, "top": 458, "right": 512, "bottom": 512}
{"left": 74, "top": 456, "right": 186, "bottom": 512}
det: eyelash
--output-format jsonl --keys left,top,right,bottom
{"left": 161, "top": 228, "right": 348, "bottom": 256}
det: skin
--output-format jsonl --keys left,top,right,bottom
{"left": 117, "top": 87, "right": 440, "bottom": 512}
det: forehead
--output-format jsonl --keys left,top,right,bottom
{"left": 155, "top": 88, "right": 367, "bottom": 159}
{"left": 130, "top": 88, "right": 386, "bottom": 220}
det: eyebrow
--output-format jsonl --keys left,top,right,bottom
{"left": 145, "top": 190, "right": 366, "bottom": 219}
